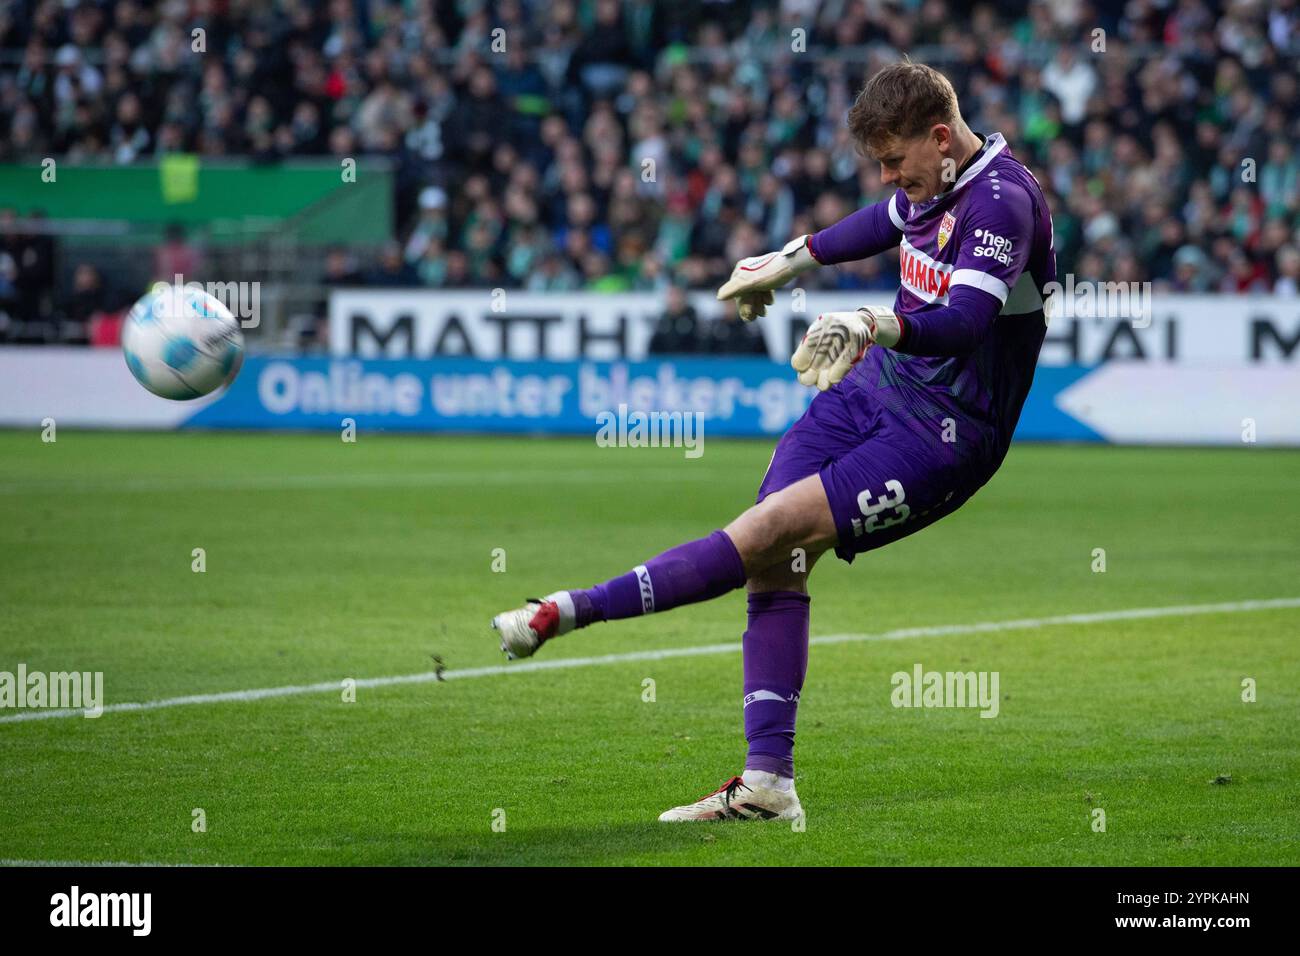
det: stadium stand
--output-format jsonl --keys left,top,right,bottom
{"left": 0, "top": 0, "right": 1297, "bottom": 345}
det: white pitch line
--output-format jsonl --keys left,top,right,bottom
{"left": 2, "top": 596, "right": 1296, "bottom": 726}
{"left": 0, "top": 467, "right": 711, "bottom": 496}
{"left": 0, "top": 859, "right": 202, "bottom": 868}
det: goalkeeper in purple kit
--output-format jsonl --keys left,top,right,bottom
{"left": 491, "top": 61, "right": 1058, "bottom": 821}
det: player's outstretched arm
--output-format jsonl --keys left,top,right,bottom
{"left": 716, "top": 234, "right": 821, "bottom": 321}
{"left": 810, "top": 191, "right": 909, "bottom": 264}
{"left": 716, "top": 191, "right": 908, "bottom": 321}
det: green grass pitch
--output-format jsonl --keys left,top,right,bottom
{"left": 0, "top": 430, "right": 1297, "bottom": 866}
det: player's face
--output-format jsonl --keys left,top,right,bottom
{"left": 873, "top": 128, "right": 952, "bottom": 203}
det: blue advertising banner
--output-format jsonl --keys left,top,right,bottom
{"left": 6, "top": 349, "right": 1296, "bottom": 443}
{"left": 1013, "top": 365, "right": 1103, "bottom": 442}
{"left": 180, "top": 356, "right": 1109, "bottom": 441}
{"left": 185, "top": 357, "right": 819, "bottom": 437}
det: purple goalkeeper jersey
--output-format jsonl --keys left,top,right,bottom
{"left": 809, "top": 132, "right": 1057, "bottom": 475}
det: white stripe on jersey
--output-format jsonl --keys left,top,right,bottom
{"left": 950, "top": 267, "right": 1010, "bottom": 304}
{"left": 887, "top": 193, "right": 906, "bottom": 231}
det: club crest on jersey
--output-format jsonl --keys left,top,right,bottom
{"left": 937, "top": 211, "right": 956, "bottom": 250}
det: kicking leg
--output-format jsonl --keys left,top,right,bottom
{"left": 490, "top": 528, "right": 746, "bottom": 659}
{"left": 491, "top": 473, "right": 837, "bottom": 659}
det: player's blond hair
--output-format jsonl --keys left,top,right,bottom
{"left": 847, "top": 60, "right": 963, "bottom": 157}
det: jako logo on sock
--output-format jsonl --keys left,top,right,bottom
{"left": 890, "top": 664, "right": 1000, "bottom": 718}
{"left": 744, "top": 689, "right": 800, "bottom": 707}
{"left": 633, "top": 565, "right": 655, "bottom": 613}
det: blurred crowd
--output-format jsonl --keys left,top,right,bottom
{"left": 2, "top": 0, "right": 1299, "bottom": 343}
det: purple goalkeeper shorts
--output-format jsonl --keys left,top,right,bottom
{"left": 756, "top": 378, "right": 988, "bottom": 564}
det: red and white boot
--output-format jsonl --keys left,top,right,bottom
{"left": 490, "top": 592, "right": 575, "bottom": 660}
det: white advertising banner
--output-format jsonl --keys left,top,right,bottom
{"left": 328, "top": 290, "right": 1300, "bottom": 367}
{"left": 0, "top": 347, "right": 222, "bottom": 429}
{"left": 3, "top": 291, "right": 1299, "bottom": 444}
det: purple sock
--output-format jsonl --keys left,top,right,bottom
{"left": 742, "top": 590, "right": 810, "bottom": 779}
{"left": 570, "top": 529, "right": 746, "bottom": 626}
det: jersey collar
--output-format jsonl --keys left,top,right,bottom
{"left": 951, "top": 132, "right": 1005, "bottom": 192}
{"left": 914, "top": 132, "right": 1007, "bottom": 209}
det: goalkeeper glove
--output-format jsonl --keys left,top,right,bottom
{"left": 717, "top": 235, "right": 821, "bottom": 321}
{"left": 791, "top": 306, "right": 901, "bottom": 391}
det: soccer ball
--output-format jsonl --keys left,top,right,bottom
{"left": 121, "top": 284, "right": 245, "bottom": 400}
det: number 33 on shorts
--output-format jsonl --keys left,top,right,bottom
{"left": 851, "top": 479, "right": 910, "bottom": 536}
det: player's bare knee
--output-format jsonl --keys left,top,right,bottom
{"left": 726, "top": 499, "right": 780, "bottom": 568}
{"left": 753, "top": 497, "right": 801, "bottom": 562}
{"left": 756, "top": 496, "right": 830, "bottom": 566}
{"left": 726, "top": 478, "right": 835, "bottom": 574}
{"left": 746, "top": 563, "right": 809, "bottom": 594}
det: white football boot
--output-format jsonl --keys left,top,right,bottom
{"left": 658, "top": 775, "right": 803, "bottom": 822}
{"left": 490, "top": 592, "right": 575, "bottom": 660}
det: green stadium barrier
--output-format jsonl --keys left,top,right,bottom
{"left": 0, "top": 159, "right": 393, "bottom": 245}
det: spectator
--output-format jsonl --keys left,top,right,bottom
{"left": 1272, "top": 245, "right": 1300, "bottom": 296}
{"left": 705, "top": 309, "right": 769, "bottom": 356}
{"left": 62, "top": 263, "right": 110, "bottom": 343}
{"left": 153, "top": 224, "right": 202, "bottom": 284}
{"left": 1039, "top": 46, "right": 1096, "bottom": 126}
{"left": 648, "top": 285, "right": 702, "bottom": 355}
{"left": 0, "top": 0, "right": 1294, "bottom": 329}
{"left": 364, "top": 241, "right": 419, "bottom": 287}
{"left": 323, "top": 247, "right": 363, "bottom": 287}
{"left": 404, "top": 187, "right": 449, "bottom": 265}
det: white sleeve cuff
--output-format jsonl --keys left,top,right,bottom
{"left": 950, "top": 268, "right": 1010, "bottom": 304}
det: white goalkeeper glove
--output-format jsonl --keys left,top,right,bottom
{"left": 717, "top": 235, "right": 821, "bottom": 321}
{"left": 791, "top": 306, "right": 901, "bottom": 391}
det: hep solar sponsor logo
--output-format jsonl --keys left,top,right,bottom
{"left": 972, "top": 228, "right": 1014, "bottom": 266}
